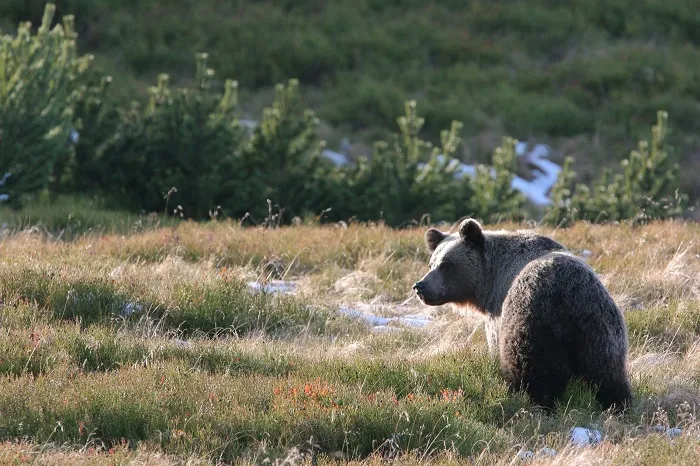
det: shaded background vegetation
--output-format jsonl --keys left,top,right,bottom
{"left": 0, "top": 1, "right": 697, "bottom": 228}
{"left": 2, "top": 0, "right": 699, "bottom": 191}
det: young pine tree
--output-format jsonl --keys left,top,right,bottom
{"left": 332, "top": 101, "right": 469, "bottom": 226}
{"left": 52, "top": 69, "right": 121, "bottom": 195}
{"left": 95, "top": 53, "right": 249, "bottom": 218}
{"left": 618, "top": 111, "right": 687, "bottom": 224}
{"left": 546, "top": 110, "right": 688, "bottom": 226}
{"left": 0, "top": 4, "right": 91, "bottom": 206}
{"left": 470, "top": 137, "right": 526, "bottom": 224}
{"left": 243, "top": 78, "right": 332, "bottom": 222}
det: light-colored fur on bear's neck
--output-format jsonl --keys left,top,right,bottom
{"left": 474, "top": 229, "right": 567, "bottom": 317}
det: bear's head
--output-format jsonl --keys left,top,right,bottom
{"left": 413, "top": 218, "right": 485, "bottom": 307}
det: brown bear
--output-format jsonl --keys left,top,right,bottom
{"left": 413, "top": 218, "right": 632, "bottom": 411}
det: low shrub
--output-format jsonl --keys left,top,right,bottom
{"left": 546, "top": 110, "right": 688, "bottom": 226}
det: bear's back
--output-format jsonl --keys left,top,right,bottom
{"left": 504, "top": 250, "right": 621, "bottom": 327}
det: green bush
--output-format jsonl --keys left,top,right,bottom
{"left": 0, "top": 4, "right": 91, "bottom": 205}
{"left": 61, "top": 60, "right": 335, "bottom": 223}
{"left": 242, "top": 79, "right": 334, "bottom": 223}
{"left": 0, "top": 5, "right": 692, "bottom": 227}
{"left": 324, "top": 101, "right": 528, "bottom": 227}
{"left": 470, "top": 137, "right": 526, "bottom": 224}
{"left": 53, "top": 66, "right": 122, "bottom": 196}
{"left": 546, "top": 110, "right": 688, "bottom": 226}
{"left": 327, "top": 101, "right": 471, "bottom": 226}
{"left": 86, "top": 53, "right": 248, "bottom": 219}
{"left": 2, "top": 0, "right": 700, "bottom": 203}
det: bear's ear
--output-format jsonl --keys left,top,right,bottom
{"left": 424, "top": 228, "right": 446, "bottom": 252}
{"left": 459, "top": 218, "right": 485, "bottom": 248}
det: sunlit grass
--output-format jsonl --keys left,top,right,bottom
{"left": 0, "top": 218, "right": 697, "bottom": 463}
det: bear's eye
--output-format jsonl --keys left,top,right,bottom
{"left": 438, "top": 262, "right": 453, "bottom": 271}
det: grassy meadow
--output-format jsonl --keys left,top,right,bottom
{"left": 0, "top": 211, "right": 698, "bottom": 465}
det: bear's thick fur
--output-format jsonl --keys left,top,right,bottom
{"left": 413, "top": 218, "right": 632, "bottom": 411}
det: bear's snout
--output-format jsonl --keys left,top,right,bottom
{"left": 413, "top": 280, "right": 428, "bottom": 301}
{"left": 413, "top": 279, "right": 443, "bottom": 305}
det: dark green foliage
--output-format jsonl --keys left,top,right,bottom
{"left": 618, "top": 111, "right": 688, "bottom": 223}
{"left": 90, "top": 53, "right": 248, "bottom": 218}
{"left": 0, "top": 5, "right": 693, "bottom": 227}
{"left": 0, "top": 4, "right": 90, "bottom": 205}
{"left": 547, "top": 111, "right": 688, "bottom": 226}
{"left": 329, "top": 101, "right": 472, "bottom": 226}
{"left": 4, "top": 0, "right": 700, "bottom": 201}
{"left": 327, "top": 102, "right": 527, "bottom": 226}
{"left": 54, "top": 67, "right": 121, "bottom": 196}
{"left": 470, "top": 138, "right": 527, "bottom": 224}
{"left": 242, "top": 79, "right": 333, "bottom": 222}
{"left": 64, "top": 61, "right": 329, "bottom": 222}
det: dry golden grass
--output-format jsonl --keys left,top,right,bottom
{"left": 0, "top": 219, "right": 698, "bottom": 464}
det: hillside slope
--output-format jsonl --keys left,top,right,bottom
{"left": 1, "top": 0, "right": 699, "bottom": 198}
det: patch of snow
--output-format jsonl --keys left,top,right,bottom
{"left": 517, "top": 143, "right": 562, "bottom": 206}
{"left": 120, "top": 302, "right": 143, "bottom": 317}
{"left": 427, "top": 154, "right": 480, "bottom": 181}
{"left": 245, "top": 279, "right": 432, "bottom": 330}
{"left": 515, "top": 447, "right": 558, "bottom": 461}
{"left": 65, "top": 288, "right": 143, "bottom": 318}
{"left": 393, "top": 314, "right": 432, "bottom": 328}
{"left": 239, "top": 119, "right": 258, "bottom": 131}
{"left": 0, "top": 172, "right": 10, "bottom": 203}
{"left": 423, "top": 143, "right": 561, "bottom": 206}
{"left": 235, "top": 118, "right": 561, "bottom": 204}
{"left": 338, "top": 305, "right": 392, "bottom": 326}
{"left": 173, "top": 339, "right": 192, "bottom": 348}
{"left": 450, "top": 160, "right": 478, "bottom": 178}
{"left": 651, "top": 425, "right": 682, "bottom": 437}
{"left": 569, "top": 427, "right": 603, "bottom": 446}
{"left": 321, "top": 149, "right": 351, "bottom": 166}
{"left": 515, "top": 450, "right": 534, "bottom": 461}
{"left": 246, "top": 280, "right": 297, "bottom": 295}
{"left": 338, "top": 304, "right": 432, "bottom": 329}
{"left": 339, "top": 137, "right": 351, "bottom": 154}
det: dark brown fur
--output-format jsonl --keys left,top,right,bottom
{"left": 414, "top": 218, "right": 632, "bottom": 411}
